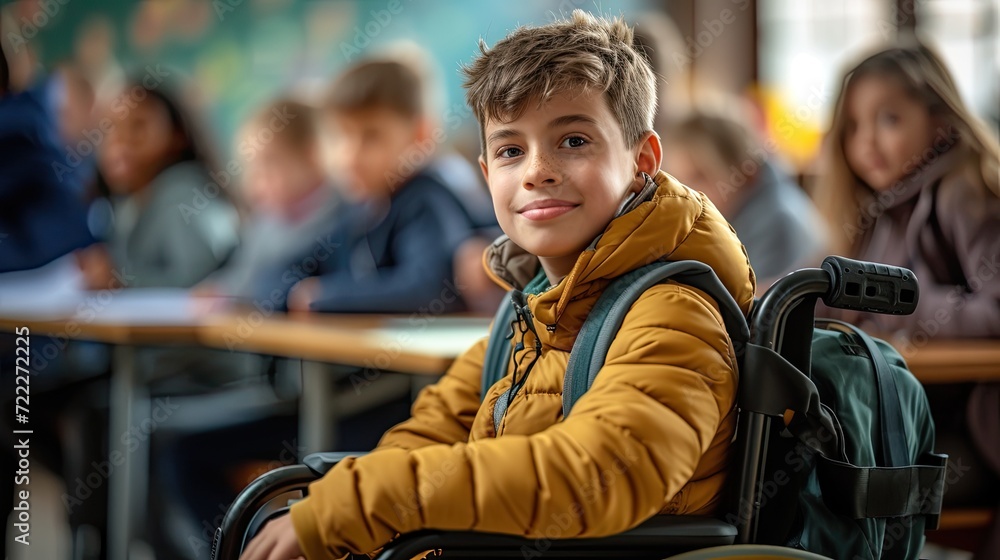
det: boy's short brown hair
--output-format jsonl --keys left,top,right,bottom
{"left": 462, "top": 10, "right": 656, "bottom": 151}
{"left": 324, "top": 59, "right": 424, "bottom": 118}
{"left": 665, "top": 110, "right": 766, "bottom": 171}
{"left": 244, "top": 99, "right": 318, "bottom": 151}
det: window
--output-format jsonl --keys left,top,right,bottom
{"left": 758, "top": 0, "right": 892, "bottom": 168}
{"left": 917, "top": 0, "right": 999, "bottom": 119}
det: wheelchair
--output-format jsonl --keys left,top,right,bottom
{"left": 211, "top": 257, "right": 943, "bottom": 559}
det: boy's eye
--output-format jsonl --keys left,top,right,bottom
{"left": 497, "top": 146, "right": 523, "bottom": 159}
{"left": 561, "top": 136, "right": 587, "bottom": 148}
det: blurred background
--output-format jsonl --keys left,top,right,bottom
{"left": 4, "top": 0, "right": 997, "bottom": 175}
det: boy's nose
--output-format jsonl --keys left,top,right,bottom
{"left": 522, "top": 152, "right": 561, "bottom": 189}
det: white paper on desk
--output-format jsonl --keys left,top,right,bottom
{"left": 0, "top": 254, "right": 86, "bottom": 318}
{"left": 83, "top": 288, "right": 201, "bottom": 325}
{"left": 373, "top": 318, "right": 490, "bottom": 354}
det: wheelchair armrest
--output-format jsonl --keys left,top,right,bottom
{"left": 212, "top": 464, "right": 319, "bottom": 560}
{"left": 303, "top": 451, "right": 370, "bottom": 476}
{"left": 374, "top": 515, "right": 737, "bottom": 559}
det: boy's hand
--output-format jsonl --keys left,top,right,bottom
{"left": 288, "top": 277, "right": 321, "bottom": 314}
{"left": 189, "top": 284, "right": 228, "bottom": 315}
{"left": 75, "top": 244, "right": 115, "bottom": 290}
{"left": 239, "top": 514, "right": 305, "bottom": 560}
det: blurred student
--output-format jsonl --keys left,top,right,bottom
{"left": 284, "top": 59, "right": 476, "bottom": 313}
{"left": 816, "top": 40, "right": 1000, "bottom": 336}
{"left": 0, "top": 52, "right": 96, "bottom": 272}
{"left": 663, "top": 109, "right": 826, "bottom": 281}
{"left": 38, "top": 77, "right": 240, "bottom": 559}
{"left": 159, "top": 99, "right": 347, "bottom": 560}
{"left": 79, "top": 77, "right": 239, "bottom": 290}
{"left": 814, "top": 39, "right": 1000, "bottom": 559}
{"left": 197, "top": 99, "right": 341, "bottom": 301}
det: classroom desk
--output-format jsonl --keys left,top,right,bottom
{"left": 897, "top": 340, "right": 1000, "bottom": 384}
{"left": 198, "top": 313, "right": 490, "bottom": 373}
{"left": 0, "top": 291, "right": 216, "bottom": 558}
{"left": 0, "top": 316, "right": 203, "bottom": 345}
{"left": 198, "top": 313, "right": 492, "bottom": 452}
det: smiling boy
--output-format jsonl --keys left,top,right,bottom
{"left": 243, "top": 11, "right": 755, "bottom": 560}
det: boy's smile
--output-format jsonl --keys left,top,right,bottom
{"left": 479, "top": 90, "right": 660, "bottom": 283}
{"left": 517, "top": 198, "right": 579, "bottom": 221}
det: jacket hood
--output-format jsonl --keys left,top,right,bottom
{"left": 483, "top": 170, "right": 756, "bottom": 349}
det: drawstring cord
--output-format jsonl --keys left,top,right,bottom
{"left": 505, "top": 290, "right": 543, "bottom": 414}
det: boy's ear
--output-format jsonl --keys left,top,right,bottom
{"left": 478, "top": 154, "right": 489, "bottom": 186}
{"left": 633, "top": 130, "right": 663, "bottom": 184}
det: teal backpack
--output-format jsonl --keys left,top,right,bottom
{"left": 479, "top": 259, "right": 947, "bottom": 560}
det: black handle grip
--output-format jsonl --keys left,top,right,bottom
{"left": 821, "top": 256, "right": 919, "bottom": 315}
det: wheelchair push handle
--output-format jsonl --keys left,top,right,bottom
{"left": 821, "top": 256, "right": 918, "bottom": 315}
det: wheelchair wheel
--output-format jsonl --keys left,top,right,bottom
{"left": 665, "top": 544, "right": 834, "bottom": 559}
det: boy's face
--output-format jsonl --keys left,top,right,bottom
{"left": 479, "top": 90, "right": 660, "bottom": 277}
{"left": 662, "top": 139, "right": 737, "bottom": 218}
{"left": 324, "top": 107, "right": 422, "bottom": 201}
{"left": 242, "top": 133, "right": 323, "bottom": 218}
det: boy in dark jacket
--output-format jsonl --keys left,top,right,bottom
{"left": 284, "top": 59, "right": 477, "bottom": 313}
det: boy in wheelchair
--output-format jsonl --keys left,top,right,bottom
{"left": 242, "top": 10, "right": 756, "bottom": 559}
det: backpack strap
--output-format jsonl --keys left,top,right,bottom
{"left": 562, "top": 260, "right": 750, "bottom": 418}
{"left": 820, "top": 319, "right": 908, "bottom": 468}
{"left": 480, "top": 290, "right": 516, "bottom": 403}
{"left": 818, "top": 452, "right": 948, "bottom": 521}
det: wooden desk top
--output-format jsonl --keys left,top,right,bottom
{"left": 197, "top": 313, "right": 491, "bottom": 375}
{"left": 0, "top": 316, "right": 204, "bottom": 345}
{"left": 0, "top": 288, "right": 207, "bottom": 345}
{"left": 898, "top": 340, "right": 1000, "bottom": 384}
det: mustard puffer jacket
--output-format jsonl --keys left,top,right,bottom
{"left": 291, "top": 170, "right": 757, "bottom": 559}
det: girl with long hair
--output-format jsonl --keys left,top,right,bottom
{"left": 814, "top": 39, "right": 1000, "bottom": 559}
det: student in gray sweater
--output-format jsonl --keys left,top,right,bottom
{"left": 81, "top": 82, "right": 239, "bottom": 290}
{"left": 662, "top": 109, "right": 827, "bottom": 284}
{"left": 196, "top": 99, "right": 342, "bottom": 302}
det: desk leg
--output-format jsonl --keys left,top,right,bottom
{"left": 300, "top": 360, "right": 336, "bottom": 455}
{"left": 107, "top": 345, "right": 151, "bottom": 560}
